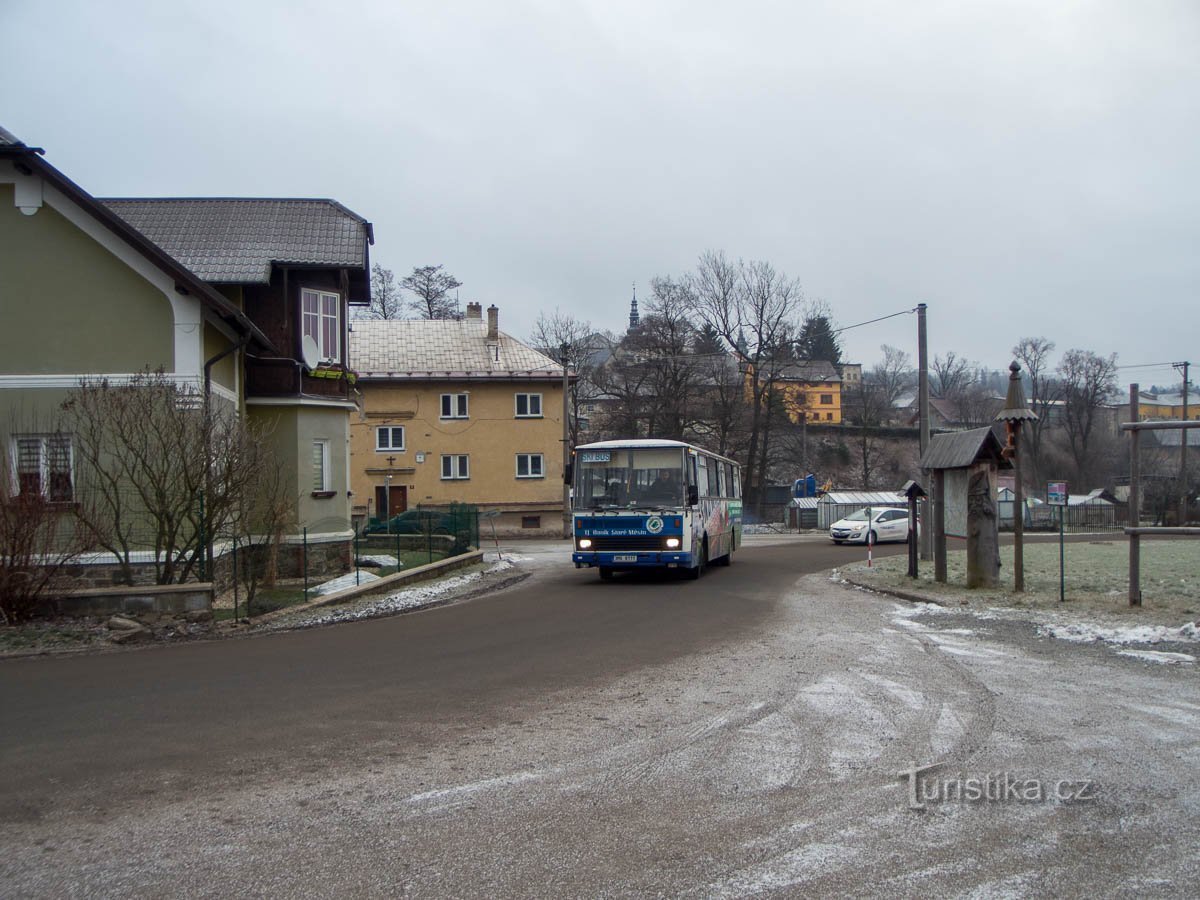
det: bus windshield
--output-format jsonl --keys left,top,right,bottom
{"left": 574, "top": 447, "right": 687, "bottom": 510}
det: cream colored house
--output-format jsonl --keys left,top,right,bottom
{"left": 349, "top": 304, "right": 570, "bottom": 537}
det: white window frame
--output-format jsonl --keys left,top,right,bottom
{"left": 515, "top": 393, "right": 543, "bottom": 418}
{"left": 440, "top": 454, "right": 470, "bottom": 480}
{"left": 10, "top": 434, "right": 74, "bottom": 502}
{"left": 312, "top": 439, "right": 331, "bottom": 493}
{"left": 375, "top": 426, "right": 406, "bottom": 452}
{"left": 515, "top": 453, "right": 545, "bottom": 479}
{"left": 301, "top": 288, "right": 341, "bottom": 362}
{"left": 440, "top": 393, "right": 469, "bottom": 419}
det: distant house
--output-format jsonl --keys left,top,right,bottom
{"left": 1137, "top": 391, "right": 1198, "bottom": 422}
{"left": 774, "top": 360, "right": 843, "bottom": 424}
{"left": 349, "top": 304, "right": 570, "bottom": 537}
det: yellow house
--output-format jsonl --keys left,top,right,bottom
{"left": 1137, "top": 391, "right": 1198, "bottom": 422}
{"left": 775, "top": 361, "right": 843, "bottom": 424}
{"left": 349, "top": 304, "right": 570, "bottom": 537}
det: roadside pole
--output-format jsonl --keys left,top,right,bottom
{"left": 1128, "top": 384, "right": 1142, "bottom": 606}
{"left": 1047, "top": 481, "right": 1068, "bottom": 602}
{"left": 561, "top": 343, "right": 571, "bottom": 540}
{"left": 917, "top": 303, "right": 931, "bottom": 561}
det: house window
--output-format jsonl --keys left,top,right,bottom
{"left": 820, "top": 394, "right": 833, "bottom": 405}
{"left": 375, "top": 426, "right": 406, "bottom": 451}
{"left": 11, "top": 434, "right": 73, "bottom": 501}
{"left": 312, "top": 440, "right": 330, "bottom": 492}
{"left": 515, "top": 393, "right": 543, "bottom": 418}
{"left": 521, "top": 516, "right": 541, "bottom": 529}
{"left": 441, "top": 454, "right": 469, "bottom": 479}
{"left": 440, "top": 393, "right": 469, "bottom": 419}
{"left": 826, "top": 412, "right": 834, "bottom": 421}
{"left": 516, "top": 453, "right": 544, "bottom": 478}
{"left": 301, "top": 289, "right": 340, "bottom": 361}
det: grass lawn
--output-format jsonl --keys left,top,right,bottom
{"left": 844, "top": 539, "right": 1199, "bottom": 626}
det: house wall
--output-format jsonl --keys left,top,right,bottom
{"left": 350, "top": 379, "right": 566, "bottom": 535}
{"left": 0, "top": 182, "right": 174, "bottom": 374}
{"left": 247, "top": 402, "right": 354, "bottom": 535}
{"left": 779, "top": 382, "right": 843, "bottom": 424}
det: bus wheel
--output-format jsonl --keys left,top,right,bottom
{"left": 687, "top": 540, "right": 706, "bottom": 579}
{"left": 599, "top": 567, "right": 613, "bottom": 580}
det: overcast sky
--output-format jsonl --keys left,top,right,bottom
{"left": 5, "top": 0, "right": 1197, "bottom": 387}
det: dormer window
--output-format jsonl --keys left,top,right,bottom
{"left": 302, "top": 288, "right": 341, "bottom": 362}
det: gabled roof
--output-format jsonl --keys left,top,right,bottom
{"left": 351, "top": 319, "right": 566, "bottom": 381}
{"left": 919, "top": 426, "right": 1012, "bottom": 470}
{"left": 778, "top": 360, "right": 841, "bottom": 383}
{"left": 99, "top": 198, "right": 373, "bottom": 285}
{"left": 1, "top": 127, "right": 271, "bottom": 350}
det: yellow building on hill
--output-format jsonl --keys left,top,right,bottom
{"left": 349, "top": 304, "right": 570, "bottom": 537}
{"left": 775, "top": 360, "right": 844, "bottom": 424}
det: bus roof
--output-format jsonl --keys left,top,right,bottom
{"left": 574, "top": 439, "right": 739, "bottom": 465}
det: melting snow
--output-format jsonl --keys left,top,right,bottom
{"left": 308, "top": 570, "right": 381, "bottom": 596}
{"left": 1038, "top": 621, "right": 1199, "bottom": 646}
{"left": 1116, "top": 649, "right": 1195, "bottom": 665}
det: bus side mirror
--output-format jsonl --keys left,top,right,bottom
{"left": 563, "top": 463, "right": 573, "bottom": 485}
{"left": 688, "top": 486, "right": 698, "bottom": 506}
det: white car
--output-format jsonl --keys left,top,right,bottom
{"left": 829, "top": 507, "right": 915, "bottom": 544}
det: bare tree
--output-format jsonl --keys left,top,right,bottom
{"left": 873, "top": 344, "right": 914, "bottom": 415}
{"left": 355, "top": 263, "right": 405, "bottom": 320}
{"left": 1057, "top": 349, "right": 1119, "bottom": 487}
{"left": 529, "top": 309, "right": 597, "bottom": 448}
{"left": 0, "top": 448, "right": 95, "bottom": 623}
{"left": 687, "top": 252, "right": 804, "bottom": 515}
{"left": 931, "top": 351, "right": 976, "bottom": 399}
{"left": 401, "top": 265, "right": 463, "bottom": 319}
{"left": 61, "top": 373, "right": 282, "bottom": 585}
{"left": 1011, "top": 336, "right": 1059, "bottom": 486}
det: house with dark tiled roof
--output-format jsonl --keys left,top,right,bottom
{"left": 1, "top": 126, "right": 372, "bottom": 576}
{"left": 349, "top": 304, "right": 571, "bottom": 536}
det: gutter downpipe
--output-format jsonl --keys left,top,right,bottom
{"left": 202, "top": 336, "right": 249, "bottom": 581}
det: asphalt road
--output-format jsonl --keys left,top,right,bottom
{"left": 3, "top": 536, "right": 1198, "bottom": 897}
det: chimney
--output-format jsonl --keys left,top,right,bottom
{"left": 465, "top": 302, "right": 482, "bottom": 321}
{"left": 487, "top": 305, "right": 499, "bottom": 341}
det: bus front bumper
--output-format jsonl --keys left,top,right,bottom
{"left": 573, "top": 551, "right": 694, "bottom": 569}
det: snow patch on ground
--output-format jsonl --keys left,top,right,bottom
{"left": 357, "top": 554, "right": 399, "bottom": 567}
{"left": 308, "top": 570, "right": 381, "bottom": 596}
{"left": 283, "top": 560, "right": 521, "bottom": 628}
{"left": 1038, "top": 621, "right": 1199, "bottom": 646}
{"left": 1116, "top": 649, "right": 1195, "bottom": 665}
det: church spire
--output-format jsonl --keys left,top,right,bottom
{"left": 628, "top": 282, "right": 640, "bottom": 331}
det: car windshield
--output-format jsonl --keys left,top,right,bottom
{"left": 843, "top": 509, "right": 871, "bottom": 522}
{"left": 574, "top": 447, "right": 686, "bottom": 510}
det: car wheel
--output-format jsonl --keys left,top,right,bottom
{"left": 687, "top": 539, "right": 706, "bottom": 579}
{"left": 869, "top": 530, "right": 878, "bottom": 545}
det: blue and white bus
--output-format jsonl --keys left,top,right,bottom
{"left": 569, "top": 439, "right": 743, "bottom": 580}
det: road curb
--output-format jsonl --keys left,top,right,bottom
{"left": 250, "top": 549, "right": 486, "bottom": 626}
{"left": 839, "top": 575, "right": 946, "bottom": 608}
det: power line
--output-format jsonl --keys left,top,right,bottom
{"left": 831, "top": 307, "right": 918, "bottom": 336}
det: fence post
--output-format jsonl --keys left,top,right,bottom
{"left": 303, "top": 527, "right": 309, "bottom": 599}
{"left": 355, "top": 528, "right": 360, "bottom": 586}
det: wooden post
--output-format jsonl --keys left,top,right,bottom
{"left": 1129, "top": 383, "right": 1142, "bottom": 606}
{"left": 1013, "top": 424, "right": 1025, "bottom": 592}
{"left": 907, "top": 491, "right": 919, "bottom": 578}
{"left": 934, "top": 468, "right": 947, "bottom": 583}
{"left": 966, "top": 463, "right": 1000, "bottom": 589}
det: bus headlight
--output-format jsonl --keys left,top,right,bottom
{"left": 578, "top": 538, "right": 593, "bottom": 549}
{"left": 665, "top": 538, "right": 680, "bottom": 549}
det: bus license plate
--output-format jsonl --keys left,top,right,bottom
{"left": 612, "top": 554, "right": 638, "bottom": 563}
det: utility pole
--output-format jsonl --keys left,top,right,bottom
{"left": 1177, "top": 361, "right": 1190, "bottom": 525}
{"left": 561, "top": 342, "right": 572, "bottom": 539}
{"left": 917, "top": 303, "right": 931, "bottom": 560}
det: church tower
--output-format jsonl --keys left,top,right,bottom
{"left": 628, "top": 283, "right": 640, "bottom": 331}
